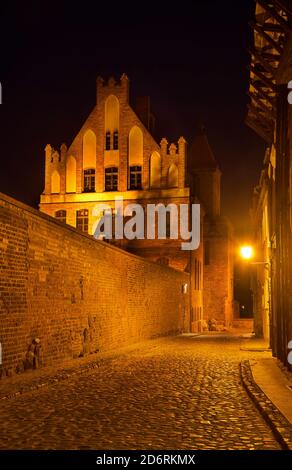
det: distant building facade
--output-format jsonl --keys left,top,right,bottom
{"left": 40, "top": 75, "right": 234, "bottom": 331}
{"left": 188, "top": 127, "right": 235, "bottom": 328}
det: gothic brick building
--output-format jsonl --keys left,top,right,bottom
{"left": 39, "top": 74, "right": 234, "bottom": 331}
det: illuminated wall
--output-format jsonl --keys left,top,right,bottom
{"left": 0, "top": 192, "right": 190, "bottom": 374}
{"left": 83, "top": 130, "right": 96, "bottom": 169}
{"left": 168, "top": 164, "right": 178, "bottom": 188}
{"left": 51, "top": 170, "right": 60, "bottom": 194}
{"left": 129, "top": 126, "right": 143, "bottom": 166}
{"left": 105, "top": 95, "right": 119, "bottom": 133}
{"left": 150, "top": 151, "right": 161, "bottom": 188}
{"left": 66, "top": 155, "right": 77, "bottom": 193}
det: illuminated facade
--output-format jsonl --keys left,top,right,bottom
{"left": 40, "top": 74, "right": 234, "bottom": 331}
{"left": 248, "top": 0, "right": 292, "bottom": 366}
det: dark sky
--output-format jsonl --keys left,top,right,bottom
{"left": 0, "top": 0, "right": 266, "bottom": 234}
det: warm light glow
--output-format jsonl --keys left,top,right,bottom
{"left": 168, "top": 163, "right": 179, "bottom": 188}
{"left": 240, "top": 245, "right": 254, "bottom": 260}
{"left": 83, "top": 129, "right": 96, "bottom": 169}
{"left": 150, "top": 151, "right": 161, "bottom": 188}
{"left": 66, "top": 155, "right": 77, "bottom": 193}
{"left": 129, "top": 126, "right": 143, "bottom": 166}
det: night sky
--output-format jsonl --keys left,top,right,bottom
{"left": 0, "top": 0, "right": 266, "bottom": 235}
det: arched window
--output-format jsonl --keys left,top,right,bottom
{"left": 129, "top": 166, "right": 142, "bottom": 190}
{"left": 105, "top": 131, "right": 111, "bottom": 150}
{"left": 129, "top": 126, "right": 143, "bottom": 166}
{"left": 113, "top": 130, "right": 119, "bottom": 150}
{"left": 83, "top": 129, "right": 96, "bottom": 169}
{"left": 51, "top": 170, "right": 60, "bottom": 194}
{"left": 150, "top": 151, "right": 161, "bottom": 188}
{"left": 168, "top": 164, "right": 178, "bottom": 188}
{"left": 83, "top": 168, "right": 95, "bottom": 193}
{"left": 55, "top": 210, "right": 66, "bottom": 223}
{"left": 76, "top": 209, "right": 89, "bottom": 233}
{"left": 66, "top": 155, "right": 76, "bottom": 193}
{"left": 105, "top": 167, "right": 118, "bottom": 191}
{"left": 105, "top": 95, "right": 119, "bottom": 151}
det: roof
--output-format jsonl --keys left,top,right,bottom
{"left": 188, "top": 125, "right": 219, "bottom": 171}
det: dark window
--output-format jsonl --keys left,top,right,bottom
{"left": 194, "top": 259, "right": 202, "bottom": 291}
{"left": 55, "top": 210, "right": 66, "bottom": 223}
{"left": 113, "top": 130, "right": 119, "bottom": 150}
{"left": 204, "top": 240, "right": 210, "bottom": 265}
{"left": 83, "top": 169, "right": 95, "bottom": 193}
{"left": 129, "top": 165, "right": 142, "bottom": 190}
{"left": 105, "top": 131, "right": 111, "bottom": 150}
{"left": 105, "top": 167, "right": 118, "bottom": 191}
{"left": 166, "top": 211, "right": 171, "bottom": 238}
{"left": 76, "top": 209, "right": 89, "bottom": 233}
{"left": 199, "top": 261, "right": 201, "bottom": 290}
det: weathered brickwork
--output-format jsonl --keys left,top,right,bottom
{"left": 0, "top": 193, "right": 189, "bottom": 377}
{"left": 188, "top": 128, "right": 235, "bottom": 329}
{"left": 203, "top": 220, "right": 234, "bottom": 328}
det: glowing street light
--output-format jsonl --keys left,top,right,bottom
{"left": 240, "top": 245, "right": 254, "bottom": 260}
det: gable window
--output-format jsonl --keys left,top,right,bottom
{"left": 105, "top": 167, "right": 118, "bottom": 191}
{"left": 166, "top": 211, "right": 171, "bottom": 238}
{"left": 129, "top": 166, "right": 142, "bottom": 190}
{"left": 83, "top": 169, "right": 95, "bottom": 193}
{"left": 113, "top": 130, "right": 119, "bottom": 150}
{"left": 76, "top": 209, "right": 89, "bottom": 233}
{"left": 150, "top": 151, "right": 161, "bottom": 188}
{"left": 105, "top": 131, "right": 111, "bottom": 150}
{"left": 55, "top": 210, "right": 66, "bottom": 223}
{"left": 51, "top": 170, "right": 60, "bottom": 194}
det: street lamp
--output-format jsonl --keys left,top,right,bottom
{"left": 240, "top": 245, "right": 254, "bottom": 261}
{"left": 239, "top": 245, "right": 269, "bottom": 268}
{"left": 239, "top": 244, "right": 272, "bottom": 347}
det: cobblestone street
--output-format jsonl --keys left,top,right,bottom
{"left": 0, "top": 335, "right": 281, "bottom": 450}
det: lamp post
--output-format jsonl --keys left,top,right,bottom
{"left": 239, "top": 245, "right": 272, "bottom": 346}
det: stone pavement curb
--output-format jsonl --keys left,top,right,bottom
{"left": 240, "top": 360, "right": 292, "bottom": 450}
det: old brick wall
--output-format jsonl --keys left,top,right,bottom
{"left": 203, "top": 218, "right": 234, "bottom": 328}
{"left": 0, "top": 193, "right": 189, "bottom": 377}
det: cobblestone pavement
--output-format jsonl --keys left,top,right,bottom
{"left": 0, "top": 334, "right": 281, "bottom": 450}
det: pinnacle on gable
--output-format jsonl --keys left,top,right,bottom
{"left": 169, "top": 143, "right": 177, "bottom": 156}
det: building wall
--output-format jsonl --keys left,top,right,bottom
{"left": 0, "top": 193, "right": 190, "bottom": 377}
{"left": 188, "top": 132, "right": 235, "bottom": 329}
{"left": 251, "top": 156, "right": 274, "bottom": 342}
{"left": 203, "top": 218, "right": 234, "bottom": 328}
{"left": 247, "top": 1, "right": 292, "bottom": 367}
{"left": 39, "top": 74, "right": 204, "bottom": 329}
{"left": 40, "top": 75, "right": 187, "bottom": 230}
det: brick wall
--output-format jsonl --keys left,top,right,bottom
{"left": 203, "top": 218, "right": 234, "bottom": 328}
{"left": 0, "top": 193, "right": 190, "bottom": 377}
